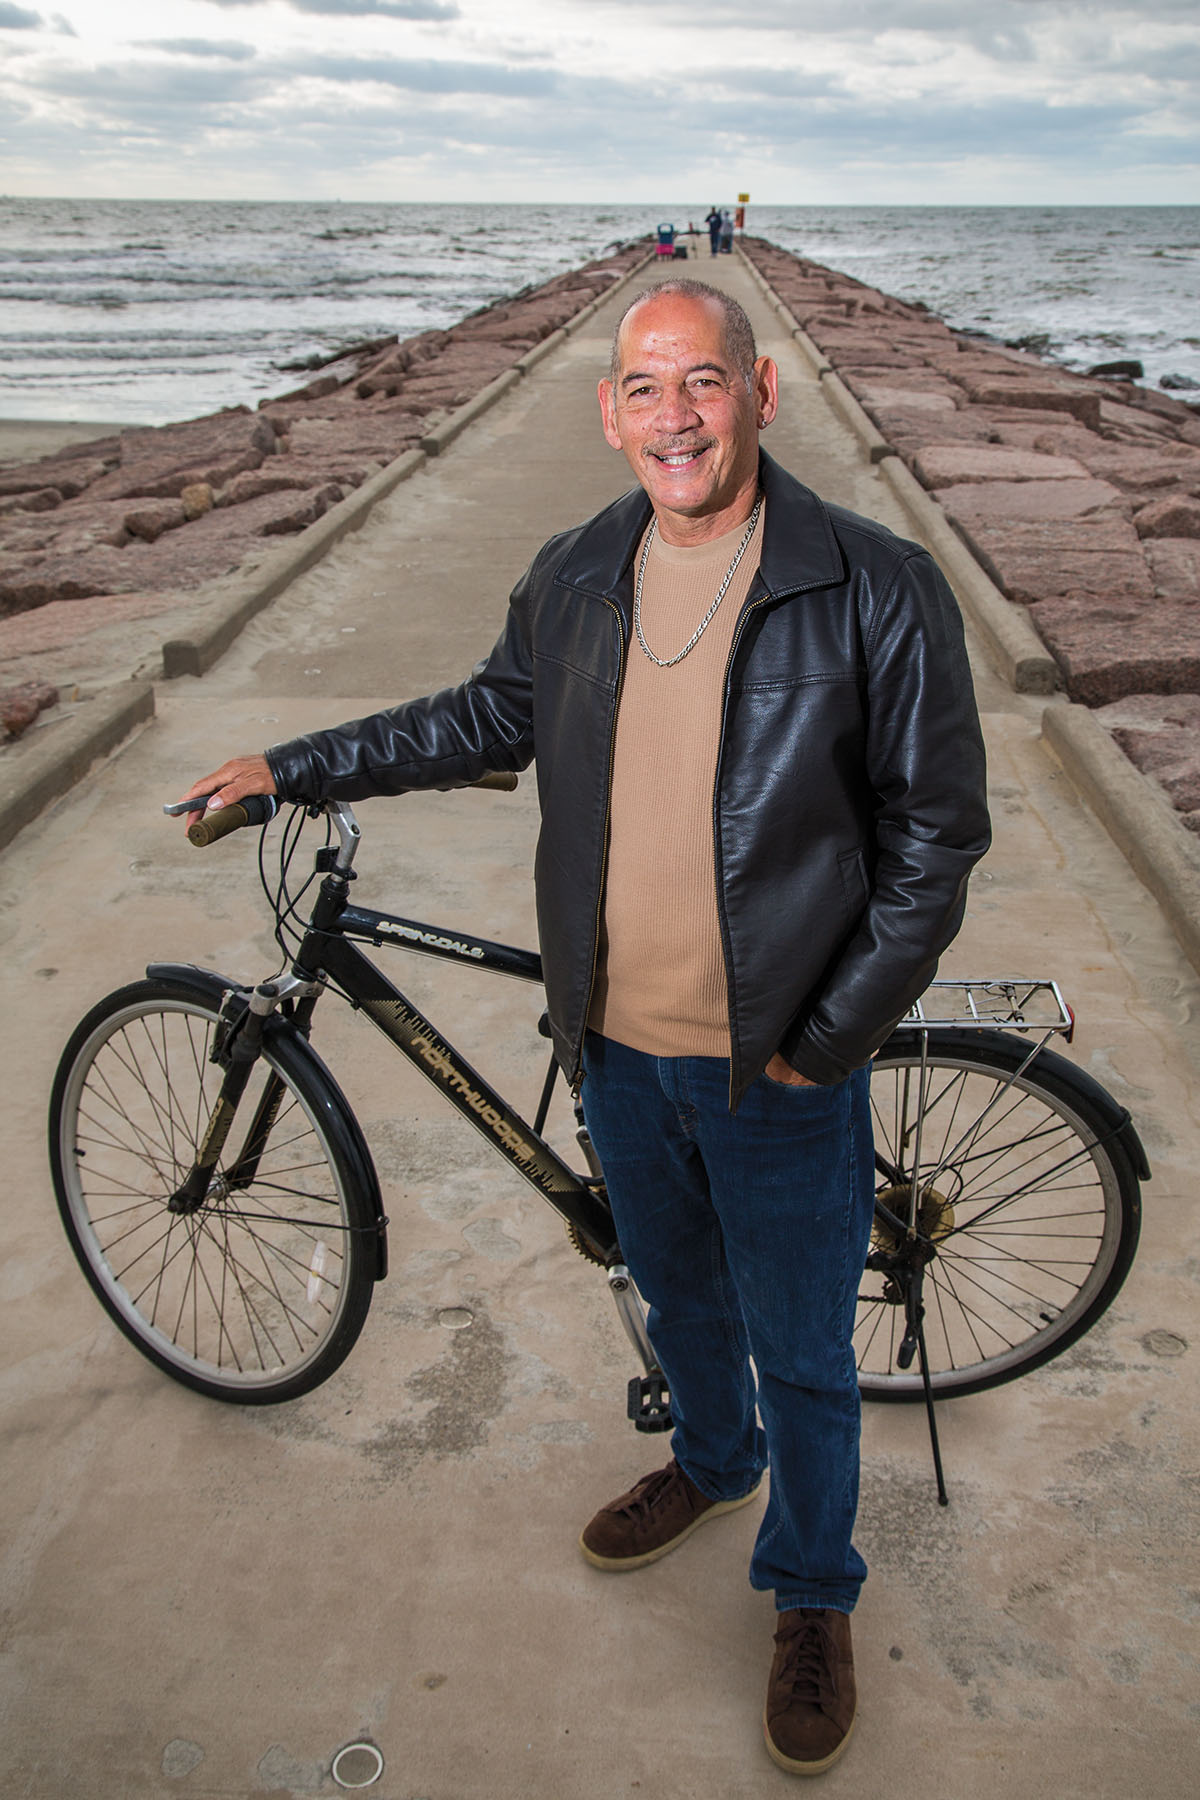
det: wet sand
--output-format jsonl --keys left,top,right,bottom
{"left": 0, "top": 418, "right": 133, "bottom": 463}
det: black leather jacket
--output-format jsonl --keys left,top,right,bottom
{"left": 266, "top": 451, "right": 990, "bottom": 1104}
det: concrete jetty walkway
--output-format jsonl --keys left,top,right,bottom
{"left": 3, "top": 255, "right": 1199, "bottom": 1800}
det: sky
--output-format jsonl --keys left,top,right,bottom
{"left": 1, "top": 0, "right": 1197, "bottom": 204}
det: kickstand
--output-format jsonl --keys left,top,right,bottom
{"left": 916, "top": 1318, "right": 949, "bottom": 1506}
{"left": 901, "top": 1277, "right": 949, "bottom": 1506}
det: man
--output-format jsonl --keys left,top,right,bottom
{"left": 183, "top": 278, "right": 989, "bottom": 1775}
{"left": 705, "top": 206, "right": 722, "bottom": 256}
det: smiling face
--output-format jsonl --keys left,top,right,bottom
{"left": 598, "top": 289, "right": 778, "bottom": 545}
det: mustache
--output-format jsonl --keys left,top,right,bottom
{"left": 645, "top": 434, "right": 715, "bottom": 457}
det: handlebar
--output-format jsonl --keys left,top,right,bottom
{"left": 183, "top": 772, "right": 518, "bottom": 847}
{"left": 187, "top": 795, "right": 277, "bottom": 847}
{"left": 468, "top": 771, "right": 519, "bottom": 793}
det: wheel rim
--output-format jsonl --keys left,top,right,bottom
{"left": 57, "top": 998, "right": 357, "bottom": 1391}
{"left": 858, "top": 1051, "right": 1127, "bottom": 1394}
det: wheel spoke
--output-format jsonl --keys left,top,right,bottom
{"left": 859, "top": 1040, "right": 1138, "bottom": 1399}
{"left": 51, "top": 986, "right": 373, "bottom": 1399}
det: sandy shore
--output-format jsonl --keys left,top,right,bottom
{"left": 0, "top": 419, "right": 135, "bottom": 464}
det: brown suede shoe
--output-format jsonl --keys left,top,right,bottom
{"left": 579, "top": 1459, "right": 762, "bottom": 1571}
{"left": 763, "top": 1607, "right": 857, "bottom": 1775}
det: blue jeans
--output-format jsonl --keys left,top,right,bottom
{"left": 581, "top": 1033, "right": 875, "bottom": 1613}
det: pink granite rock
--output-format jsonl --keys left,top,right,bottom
{"left": 0, "top": 590, "right": 179, "bottom": 663}
{"left": 1027, "top": 594, "right": 1200, "bottom": 704}
{"left": 0, "top": 501, "right": 132, "bottom": 559}
{"left": 1029, "top": 436, "right": 1200, "bottom": 496}
{"left": 913, "top": 445, "right": 1092, "bottom": 489}
{"left": 934, "top": 477, "right": 1128, "bottom": 524}
{"left": 216, "top": 468, "right": 312, "bottom": 507}
{"left": 0, "top": 488, "right": 62, "bottom": 515}
{"left": 1133, "top": 496, "right": 1200, "bottom": 540}
{"left": 124, "top": 500, "right": 186, "bottom": 543}
{"left": 854, "top": 385, "right": 959, "bottom": 412}
{"left": 955, "top": 380, "right": 1102, "bottom": 432}
{"left": 951, "top": 516, "right": 1153, "bottom": 606}
{"left": 0, "top": 548, "right": 134, "bottom": 614}
{"left": 256, "top": 484, "right": 343, "bottom": 536}
{"left": 1098, "top": 397, "right": 1181, "bottom": 442}
{"left": 1144, "top": 538, "right": 1200, "bottom": 598}
{"left": 0, "top": 678, "right": 58, "bottom": 738}
{"left": 0, "top": 451, "right": 117, "bottom": 499}
{"left": 862, "top": 407, "right": 997, "bottom": 455}
{"left": 1096, "top": 694, "right": 1200, "bottom": 813}
{"left": 453, "top": 317, "right": 541, "bottom": 346}
{"left": 88, "top": 410, "right": 279, "bottom": 503}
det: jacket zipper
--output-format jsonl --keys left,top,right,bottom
{"left": 570, "top": 595, "right": 627, "bottom": 1095}
{"left": 714, "top": 589, "right": 775, "bottom": 1109}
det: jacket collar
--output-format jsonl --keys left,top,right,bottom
{"left": 552, "top": 449, "right": 846, "bottom": 618}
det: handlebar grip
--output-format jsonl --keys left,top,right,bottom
{"left": 187, "top": 794, "right": 277, "bottom": 847}
{"left": 469, "top": 771, "right": 519, "bottom": 792}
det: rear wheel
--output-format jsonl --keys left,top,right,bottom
{"left": 49, "top": 977, "right": 377, "bottom": 1402}
{"left": 858, "top": 1033, "right": 1142, "bottom": 1399}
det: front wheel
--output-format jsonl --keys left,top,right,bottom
{"left": 858, "top": 1032, "right": 1143, "bottom": 1400}
{"left": 49, "top": 976, "right": 378, "bottom": 1402}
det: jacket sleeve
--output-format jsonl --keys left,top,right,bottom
{"left": 264, "top": 562, "right": 538, "bottom": 804}
{"left": 779, "top": 549, "right": 991, "bottom": 1085}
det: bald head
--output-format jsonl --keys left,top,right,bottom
{"left": 597, "top": 281, "right": 779, "bottom": 546}
{"left": 610, "top": 280, "right": 758, "bottom": 391}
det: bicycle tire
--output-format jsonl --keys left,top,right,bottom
{"left": 49, "top": 975, "right": 378, "bottom": 1403}
{"left": 858, "top": 1030, "right": 1142, "bottom": 1401}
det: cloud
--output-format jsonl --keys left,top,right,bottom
{"left": 293, "top": 53, "right": 558, "bottom": 95}
{"left": 35, "top": 58, "right": 267, "bottom": 111}
{"left": 0, "top": 3, "right": 44, "bottom": 27}
{"left": 203, "top": 0, "right": 461, "bottom": 17}
{"left": 1, "top": 0, "right": 1195, "bottom": 201}
{"left": 137, "top": 39, "right": 258, "bottom": 61}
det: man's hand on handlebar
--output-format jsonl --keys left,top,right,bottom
{"left": 170, "top": 755, "right": 277, "bottom": 828}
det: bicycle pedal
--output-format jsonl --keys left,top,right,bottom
{"left": 627, "top": 1374, "right": 673, "bottom": 1434}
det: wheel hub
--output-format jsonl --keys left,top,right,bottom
{"left": 872, "top": 1182, "right": 955, "bottom": 1253}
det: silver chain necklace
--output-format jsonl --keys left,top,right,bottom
{"left": 633, "top": 494, "right": 763, "bottom": 669}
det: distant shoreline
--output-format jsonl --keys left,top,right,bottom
{"left": 0, "top": 420, "right": 134, "bottom": 465}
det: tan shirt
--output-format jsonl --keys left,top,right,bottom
{"left": 589, "top": 503, "right": 764, "bottom": 1057}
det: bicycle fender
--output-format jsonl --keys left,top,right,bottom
{"left": 880, "top": 1026, "right": 1152, "bottom": 1183}
{"left": 145, "top": 960, "right": 249, "bottom": 1005}
{"left": 145, "top": 961, "right": 391, "bottom": 1278}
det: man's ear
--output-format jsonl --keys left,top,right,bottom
{"left": 598, "top": 378, "right": 623, "bottom": 450}
{"left": 754, "top": 357, "right": 779, "bottom": 428}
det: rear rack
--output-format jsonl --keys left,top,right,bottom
{"left": 902, "top": 979, "right": 1073, "bottom": 1038}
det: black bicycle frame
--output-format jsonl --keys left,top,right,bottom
{"left": 294, "top": 892, "right": 620, "bottom": 1262}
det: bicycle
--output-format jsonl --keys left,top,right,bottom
{"left": 48, "top": 790, "right": 1148, "bottom": 1497}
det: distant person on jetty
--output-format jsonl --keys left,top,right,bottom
{"left": 183, "top": 279, "right": 989, "bottom": 1777}
{"left": 705, "top": 206, "right": 722, "bottom": 255}
{"left": 719, "top": 209, "right": 734, "bottom": 253}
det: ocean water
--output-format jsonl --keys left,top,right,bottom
{"left": 1, "top": 198, "right": 1196, "bottom": 428}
